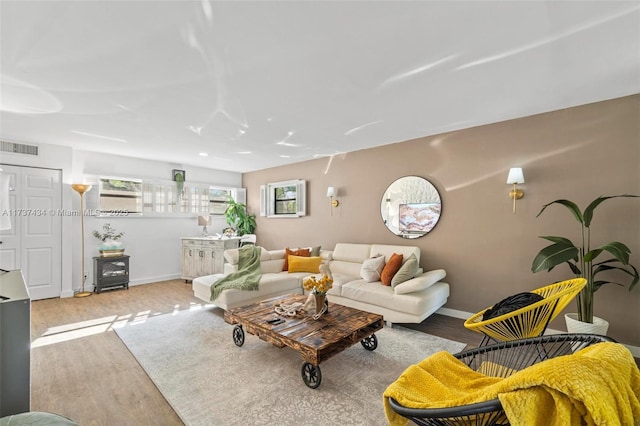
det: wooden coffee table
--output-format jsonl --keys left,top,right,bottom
{"left": 224, "top": 293, "right": 384, "bottom": 388}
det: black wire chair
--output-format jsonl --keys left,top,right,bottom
{"left": 386, "top": 333, "right": 615, "bottom": 426}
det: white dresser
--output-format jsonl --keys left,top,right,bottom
{"left": 181, "top": 237, "right": 240, "bottom": 281}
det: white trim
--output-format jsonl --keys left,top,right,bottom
{"left": 436, "top": 307, "right": 640, "bottom": 358}
{"left": 436, "top": 307, "right": 471, "bottom": 320}
{"left": 78, "top": 274, "right": 183, "bottom": 294}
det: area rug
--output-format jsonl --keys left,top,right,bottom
{"left": 115, "top": 307, "right": 466, "bottom": 426}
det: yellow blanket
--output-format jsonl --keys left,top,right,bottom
{"left": 383, "top": 342, "right": 640, "bottom": 426}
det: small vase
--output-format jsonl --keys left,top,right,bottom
{"left": 99, "top": 240, "right": 124, "bottom": 257}
{"left": 314, "top": 294, "right": 328, "bottom": 315}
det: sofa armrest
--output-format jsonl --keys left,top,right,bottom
{"left": 393, "top": 269, "right": 446, "bottom": 295}
{"left": 224, "top": 264, "right": 238, "bottom": 274}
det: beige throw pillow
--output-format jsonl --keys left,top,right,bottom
{"left": 360, "top": 256, "right": 386, "bottom": 282}
{"left": 391, "top": 253, "right": 419, "bottom": 287}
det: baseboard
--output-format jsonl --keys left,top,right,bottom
{"left": 436, "top": 307, "right": 471, "bottom": 320}
{"left": 436, "top": 307, "right": 640, "bottom": 358}
{"left": 63, "top": 274, "right": 183, "bottom": 297}
{"left": 129, "top": 274, "right": 182, "bottom": 286}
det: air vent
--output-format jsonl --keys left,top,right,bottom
{"left": 0, "top": 141, "right": 39, "bottom": 156}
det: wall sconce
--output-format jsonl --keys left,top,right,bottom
{"left": 198, "top": 215, "right": 209, "bottom": 236}
{"left": 327, "top": 186, "right": 339, "bottom": 215}
{"left": 506, "top": 167, "right": 525, "bottom": 214}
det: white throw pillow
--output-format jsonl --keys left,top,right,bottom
{"left": 393, "top": 269, "right": 446, "bottom": 295}
{"left": 360, "top": 256, "right": 386, "bottom": 282}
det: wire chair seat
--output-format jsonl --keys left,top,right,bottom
{"left": 387, "top": 333, "right": 615, "bottom": 426}
{"left": 464, "top": 278, "right": 586, "bottom": 345}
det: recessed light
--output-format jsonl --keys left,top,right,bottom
{"left": 199, "top": 152, "right": 208, "bottom": 157}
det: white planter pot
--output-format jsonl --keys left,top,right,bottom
{"left": 565, "top": 313, "right": 609, "bottom": 336}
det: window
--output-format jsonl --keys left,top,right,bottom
{"left": 274, "top": 185, "right": 297, "bottom": 214}
{"left": 209, "top": 187, "right": 233, "bottom": 215}
{"left": 98, "top": 177, "right": 143, "bottom": 215}
{"left": 93, "top": 175, "right": 244, "bottom": 217}
{"left": 260, "top": 179, "right": 306, "bottom": 217}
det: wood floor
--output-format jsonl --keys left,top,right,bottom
{"left": 32, "top": 281, "right": 638, "bottom": 425}
{"left": 30, "top": 280, "right": 481, "bottom": 425}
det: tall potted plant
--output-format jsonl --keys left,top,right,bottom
{"left": 531, "top": 195, "right": 638, "bottom": 331}
{"left": 224, "top": 197, "right": 256, "bottom": 236}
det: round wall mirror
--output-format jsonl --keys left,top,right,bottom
{"left": 380, "top": 176, "right": 442, "bottom": 239}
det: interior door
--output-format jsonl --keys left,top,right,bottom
{"left": 0, "top": 165, "right": 62, "bottom": 299}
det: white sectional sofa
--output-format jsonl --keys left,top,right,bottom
{"left": 192, "top": 242, "right": 450, "bottom": 325}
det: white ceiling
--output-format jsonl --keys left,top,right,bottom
{"left": 1, "top": 1, "right": 638, "bottom": 173}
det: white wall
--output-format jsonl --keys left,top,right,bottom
{"left": 73, "top": 150, "right": 242, "bottom": 291}
{"left": 1, "top": 144, "right": 242, "bottom": 297}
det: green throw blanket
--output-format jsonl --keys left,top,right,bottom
{"left": 210, "top": 245, "right": 262, "bottom": 302}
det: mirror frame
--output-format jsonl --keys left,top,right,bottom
{"left": 380, "top": 175, "right": 442, "bottom": 239}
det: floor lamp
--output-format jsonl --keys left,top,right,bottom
{"left": 72, "top": 184, "right": 92, "bottom": 297}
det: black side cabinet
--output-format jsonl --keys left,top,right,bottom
{"left": 93, "top": 255, "right": 130, "bottom": 293}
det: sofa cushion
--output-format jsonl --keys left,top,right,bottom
{"left": 341, "top": 280, "right": 433, "bottom": 316}
{"left": 360, "top": 256, "right": 386, "bottom": 282}
{"left": 214, "top": 273, "right": 301, "bottom": 307}
{"left": 324, "top": 273, "right": 358, "bottom": 296}
{"left": 391, "top": 253, "right": 419, "bottom": 287}
{"left": 310, "top": 245, "right": 322, "bottom": 257}
{"left": 283, "top": 247, "right": 310, "bottom": 271}
{"left": 381, "top": 253, "right": 403, "bottom": 285}
{"left": 224, "top": 246, "right": 270, "bottom": 265}
{"left": 320, "top": 250, "right": 333, "bottom": 261}
{"left": 394, "top": 269, "right": 446, "bottom": 295}
{"left": 261, "top": 259, "right": 286, "bottom": 274}
{"left": 288, "top": 255, "right": 322, "bottom": 273}
{"left": 332, "top": 243, "right": 372, "bottom": 263}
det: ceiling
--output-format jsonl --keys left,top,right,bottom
{"left": 1, "top": 1, "right": 638, "bottom": 173}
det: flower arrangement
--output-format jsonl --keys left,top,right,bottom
{"left": 92, "top": 223, "right": 125, "bottom": 251}
{"left": 303, "top": 274, "right": 333, "bottom": 295}
{"left": 92, "top": 223, "right": 124, "bottom": 242}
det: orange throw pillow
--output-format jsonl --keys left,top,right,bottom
{"left": 380, "top": 253, "right": 403, "bottom": 286}
{"left": 283, "top": 247, "right": 310, "bottom": 271}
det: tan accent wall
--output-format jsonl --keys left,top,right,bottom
{"left": 243, "top": 95, "right": 640, "bottom": 346}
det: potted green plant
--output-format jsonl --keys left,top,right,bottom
{"left": 92, "top": 223, "right": 125, "bottom": 256}
{"left": 531, "top": 195, "right": 638, "bottom": 332}
{"left": 173, "top": 169, "right": 185, "bottom": 197}
{"left": 224, "top": 197, "right": 256, "bottom": 236}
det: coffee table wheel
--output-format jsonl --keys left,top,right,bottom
{"left": 232, "top": 325, "right": 245, "bottom": 347}
{"left": 361, "top": 334, "right": 378, "bottom": 351}
{"left": 301, "top": 362, "right": 322, "bottom": 389}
